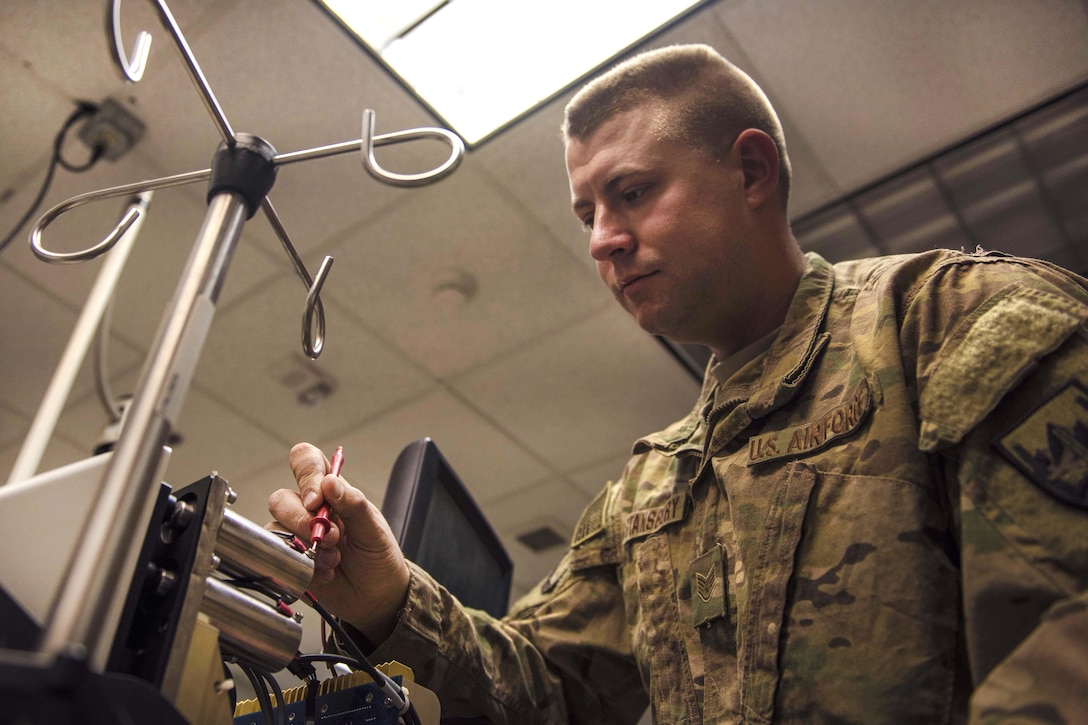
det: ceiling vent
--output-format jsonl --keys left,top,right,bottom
{"left": 268, "top": 353, "right": 338, "bottom": 408}
{"left": 516, "top": 525, "right": 568, "bottom": 553}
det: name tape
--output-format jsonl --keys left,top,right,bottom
{"left": 748, "top": 379, "right": 872, "bottom": 466}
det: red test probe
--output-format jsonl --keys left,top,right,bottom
{"left": 307, "top": 445, "right": 343, "bottom": 558}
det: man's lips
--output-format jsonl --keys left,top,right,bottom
{"left": 618, "top": 271, "right": 657, "bottom": 293}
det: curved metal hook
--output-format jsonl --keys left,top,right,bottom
{"left": 361, "top": 109, "right": 464, "bottom": 188}
{"left": 30, "top": 168, "right": 209, "bottom": 264}
{"left": 108, "top": 0, "right": 152, "bottom": 83}
{"left": 259, "top": 197, "right": 331, "bottom": 359}
{"left": 303, "top": 256, "right": 334, "bottom": 359}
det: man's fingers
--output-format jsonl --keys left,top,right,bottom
{"left": 267, "top": 487, "right": 312, "bottom": 538}
{"left": 289, "top": 442, "right": 329, "bottom": 510}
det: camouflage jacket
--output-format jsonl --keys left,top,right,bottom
{"left": 364, "top": 250, "right": 1088, "bottom": 724}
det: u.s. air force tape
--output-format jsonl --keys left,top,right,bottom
{"left": 747, "top": 379, "right": 872, "bottom": 466}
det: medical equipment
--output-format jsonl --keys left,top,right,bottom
{"left": 0, "top": 1, "right": 462, "bottom": 722}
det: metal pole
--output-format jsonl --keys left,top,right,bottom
{"left": 6, "top": 192, "right": 152, "bottom": 486}
{"left": 40, "top": 191, "right": 249, "bottom": 667}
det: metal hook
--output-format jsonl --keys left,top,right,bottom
{"left": 30, "top": 168, "right": 209, "bottom": 263}
{"left": 303, "top": 256, "right": 334, "bottom": 359}
{"left": 30, "top": 110, "right": 461, "bottom": 349}
{"left": 108, "top": 0, "right": 152, "bottom": 83}
{"left": 361, "top": 109, "right": 464, "bottom": 187}
{"left": 259, "top": 197, "right": 330, "bottom": 359}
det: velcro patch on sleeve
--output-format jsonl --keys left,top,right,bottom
{"left": 569, "top": 486, "right": 623, "bottom": 570}
{"left": 920, "top": 284, "right": 1088, "bottom": 451}
{"left": 995, "top": 381, "right": 1088, "bottom": 510}
{"left": 571, "top": 487, "right": 608, "bottom": 548}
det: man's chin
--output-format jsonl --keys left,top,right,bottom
{"left": 624, "top": 301, "right": 689, "bottom": 341}
{"left": 631, "top": 309, "right": 668, "bottom": 338}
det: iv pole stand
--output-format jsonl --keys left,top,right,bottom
{"left": 41, "top": 134, "right": 279, "bottom": 668}
{"left": 10, "top": 3, "right": 461, "bottom": 709}
{"left": 0, "top": 136, "right": 278, "bottom": 724}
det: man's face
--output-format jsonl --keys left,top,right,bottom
{"left": 566, "top": 105, "right": 758, "bottom": 356}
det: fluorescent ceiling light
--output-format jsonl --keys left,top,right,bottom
{"left": 317, "top": 0, "right": 706, "bottom": 146}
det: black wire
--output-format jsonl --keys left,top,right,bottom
{"left": 259, "top": 670, "right": 288, "bottom": 725}
{"left": 0, "top": 101, "right": 103, "bottom": 255}
{"left": 239, "top": 664, "right": 275, "bottom": 725}
{"left": 297, "top": 652, "right": 360, "bottom": 668}
{"left": 304, "top": 594, "right": 383, "bottom": 683}
{"left": 296, "top": 651, "right": 358, "bottom": 679}
{"left": 304, "top": 591, "right": 422, "bottom": 725}
{"left": 403, "top": 700, "right": 423, "bottom": 725}
{"left": 56, "top": 136, "right": 104, "bottom": 172}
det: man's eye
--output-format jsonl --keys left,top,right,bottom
{"left": 623, "top": 186, "right": 648, "bottom": 203}
{"left": 581, "top": 215, "right": 595, "bottom": 230}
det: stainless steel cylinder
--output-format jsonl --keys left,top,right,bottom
{"left": 216, "top": 507, "right": 313, "bottom": 601}
{"left": 200, "top": 576, "right": 302, "bottom": 673}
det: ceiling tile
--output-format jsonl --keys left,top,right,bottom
{"left": 472, "top": 91, "right": 592, "bottom": 269}
{"left": 190, "top": 274, "right": 435, "bottom": 445}
{"left": 224, "top": 386, "right": 557, "bottom": 514}
{"left": 451, "top": 306, "right": 701, "bottom": 473}
{"left": 855, "top": 168, "right": 967, "bottom": 255}
{"left": 0, "top": 407, "right": 28, "bottom": 452}
{"left": 0, "top": 265, "right": 143, "bottom": 421}
{"left": 0, "top": 420, "right": 89, "bottom": 485}
{"left": 793, "top": 207, "right": 883, "bottom": 262}
{"left": 49, "top": 377, "right": 287, "bottom": 498}
{"left": 305, "top": 388, "right": 554, "bottom": 505}
{"left": 567, "top": 452, "right": 634, "bottom": 499}
{"left": 1, "top": 149, "right": 179, "bottom": 303}
{"left": 322, "top": 161, "right": 612, "bottom": 377}
{"left": 481, "top": 476, "right": 591, "bottom": 595}
{"left": 0, "top": 0, "right": 144, "bottom": 104}
{"left": 717, "top": 0, "right": 1088, "bottom": 192}
{"left": 0, "top": 50, "right": 71, "bottom": 196}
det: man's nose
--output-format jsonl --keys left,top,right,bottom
{"left": 589, "top": 214, "right": 635, "bottom": 261}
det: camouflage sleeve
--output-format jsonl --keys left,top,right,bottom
{"left": 363, "top": 482, "right": 644, "bottom": 724}
{"left": 907, "top": 252, "right": 1088, "bottom": 723}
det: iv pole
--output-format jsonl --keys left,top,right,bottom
{"left": 5, "top": 192, "right": 151, "bottom": 486}
{"left": 25, "top": 0, "right": 463, "bottom": 677}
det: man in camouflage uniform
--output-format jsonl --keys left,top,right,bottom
{"left": 270, "top": 45, "right": 1088, "bottom": 723}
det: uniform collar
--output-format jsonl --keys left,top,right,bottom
{"left": 634, "top": 252, "right": 835, "bottom": 456}
{"left": 747, "top": 252, "right": 835, "bottom": 417}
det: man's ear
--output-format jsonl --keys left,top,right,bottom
{"left": 733, "top": 129, "right": 780, "bottom": 209}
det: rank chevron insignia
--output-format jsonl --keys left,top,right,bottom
{"left": 696, "top": 565, "right": 717, "bottom": 603}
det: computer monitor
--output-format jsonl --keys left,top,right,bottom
{"left": 381, "top": 438, "right": 513, "bottom": 618}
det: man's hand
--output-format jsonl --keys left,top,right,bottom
{"left": 268, "top": 442, "right": 410, "bottom": 643}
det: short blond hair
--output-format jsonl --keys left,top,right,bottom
{"left": 563, "top": 44, "right": 792, "bottom": 207}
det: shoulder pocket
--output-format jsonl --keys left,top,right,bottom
{"left": 920, "top": 284, "right": 1088, "bottom": 451}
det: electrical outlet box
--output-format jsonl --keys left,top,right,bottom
{"left": 78, "top": 98, "right": 146, "bottom": 161}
